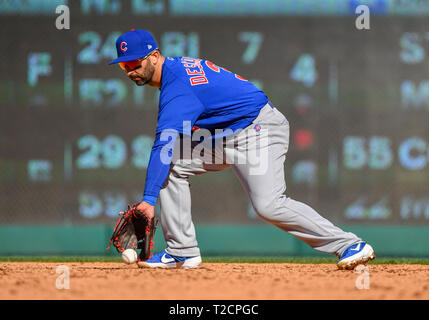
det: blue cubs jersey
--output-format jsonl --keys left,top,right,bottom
{"left": 142, "top": 57, "right": 269, "bottom": 205}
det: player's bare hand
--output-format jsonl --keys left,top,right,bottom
{"left": 136, "top": 201, "right": 155, "bottom": 218}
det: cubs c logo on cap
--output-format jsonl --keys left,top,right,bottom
{"left": 109, "top": 29, "right": 158, "bottom": 66}
{"left": 120, "top": 42, "right": 128, "bottom": 52}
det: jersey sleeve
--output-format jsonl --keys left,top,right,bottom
{"left": 142, "top": 89, "right": 205, "bottom": 205}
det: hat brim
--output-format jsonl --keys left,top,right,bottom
{"left": 109, "top": 54, "right": 144, "bottom": 65}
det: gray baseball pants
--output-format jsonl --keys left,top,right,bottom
{"left": 159, "top": 103, "right": 361, "bottom": 258}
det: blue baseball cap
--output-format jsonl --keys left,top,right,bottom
{"left": 109, "top": 29, "right": 158, "bottom": 65}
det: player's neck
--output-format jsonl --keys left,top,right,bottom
{"left": 147, "top": 55, "right": 165, "bottom": 89}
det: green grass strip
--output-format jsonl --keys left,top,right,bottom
{"left": 1, "top": 256, "right": 429, "bottom": 265}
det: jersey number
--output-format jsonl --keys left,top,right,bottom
{"left": 205, "top": 61, "right": 248, "bottom": 81}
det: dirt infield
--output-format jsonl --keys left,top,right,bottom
{"left": 0, "top": 262, "right": 428, "bottom": 300}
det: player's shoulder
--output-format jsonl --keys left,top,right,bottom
{"left": 164, "top": 56, "right": 182, "bottom": 64}
{"left": 163, "top": 56, "right": 206, "bottom": 72}
{"left": 162, "top": 57, "right": 186, "bottom": 81}
{"left": 162, "top": 56, "right": 207, "bottom": 87}
{"left": 165, "top": 56, "right": 206, "bottom": 63}
{"left": 160, "top": 57, "right": 197, "bottom": 100}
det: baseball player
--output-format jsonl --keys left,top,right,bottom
{"left": 109, "top": 29, "right": 375, "bottom": 270}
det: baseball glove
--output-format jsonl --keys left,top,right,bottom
{"left": 106, "top": 203, "right": 159, "bottom": 261}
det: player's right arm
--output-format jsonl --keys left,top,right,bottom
{"left": 141, "top": 87, "right": 205, "bottom": 206}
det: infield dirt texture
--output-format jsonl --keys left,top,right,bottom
{"left": 1, "top": 260, "right": 429, "bottom": 299}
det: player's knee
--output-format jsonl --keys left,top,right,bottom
{"left": 252, "top": 195, "right": 292, "bottom": 222}
{"left": 170, "top": 162, "right": 192, "bottom": 179}
{"left": 252, "top": 198, "right": 278, "bottom": 221}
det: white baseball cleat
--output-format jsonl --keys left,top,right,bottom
{"left": 337, "top": 242, "right": 376, "bottom": 270}
{"left": 137, "top": 250, "right": 202, "bottom": 269}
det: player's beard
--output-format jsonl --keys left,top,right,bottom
{"left": 129, "top": 59, "right": 155, "bottom": 86}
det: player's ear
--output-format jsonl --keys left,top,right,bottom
{"left": 150, "top": 50, "right": 162, "bottom": 65}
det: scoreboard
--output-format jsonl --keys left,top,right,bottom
{"left": 1, "top": 0, "right": 429, "bottom": 225}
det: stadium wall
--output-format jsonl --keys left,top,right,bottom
{"left": 0, "top": 225, "right": 428, "bottom": 258}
